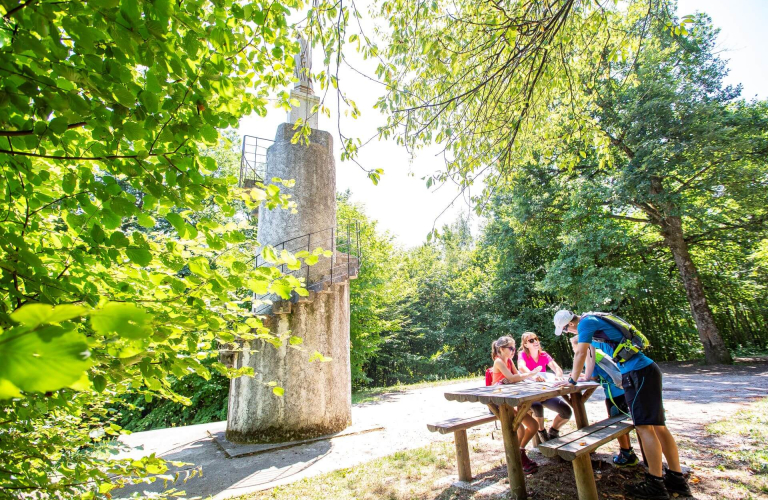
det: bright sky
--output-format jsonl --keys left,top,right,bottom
{"left": 239, "top": 1, "right": 768, "bottom": 249}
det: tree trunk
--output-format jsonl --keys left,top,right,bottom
{"left": 658, "top": 215, "right": 733, "bottom": 364}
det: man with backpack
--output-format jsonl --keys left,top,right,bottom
{"left": 569, "top": 334, "right": 640, "bottom": 467}
{"left": 553, "top": 310, "right": 691, "bottom": 500}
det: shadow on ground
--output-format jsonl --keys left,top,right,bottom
{"left": 117, "top": 437, "right": 333, "bottom": 499}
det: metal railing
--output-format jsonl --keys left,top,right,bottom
{"left": 252, "top": 222, "right": 362, "bottom": 314}
{"left": 239, "top": 135, "right": 274, "bottom": 188}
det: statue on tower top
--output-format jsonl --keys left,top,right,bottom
{"left": 294, "top": 35, "right": 313, "bottom": 95}
{"left": 288, "top": 34, "right": 320, "bottom": 128}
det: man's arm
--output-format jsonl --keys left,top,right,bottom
{"left": 583, "top": 344, "right": 596, "bottom": 380}
{"left": 570, "top": 342, "right": 591, "bottom": 382}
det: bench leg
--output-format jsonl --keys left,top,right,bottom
{"left": 572, "top": 454, "right": 599, "bottom": 500}
{"left": 454, "top": 429, "right": 472, "bottom": 482}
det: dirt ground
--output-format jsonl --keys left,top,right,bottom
{"left": 117, "top": 357, "right": 768, "bottom": 499}
{"left": 432, "top": 357, "right": 768, "bottom": 500}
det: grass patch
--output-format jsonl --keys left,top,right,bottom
{"left": 352, "top": 375, "right": 480, "bottom": 404}
{"left": 707, "top": 397, "right": 768, "bottom": 474}
{"left": 245, "top": 441, "right": 458, "bottom": 500}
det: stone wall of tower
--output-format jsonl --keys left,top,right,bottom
{"left": 256, "top": 123, "right": 336, "bottom": 282}
{"left": 226, "top": 282, "right": 352, "bottom": 443}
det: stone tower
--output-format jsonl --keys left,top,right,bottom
{"left": 225, "top": 37, "right": 354, "bottom": 444}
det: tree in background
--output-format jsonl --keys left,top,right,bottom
{"left": 373, "top": 0, "right": 768, "bottom": 364}
{"left": 507, "top": 14, "right": 768, "bottom": 363}
{"left": 337, "top": 191, "right": 407, "bottom": 388}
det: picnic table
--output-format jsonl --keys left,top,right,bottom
{"left": 444, "top": 380, "right": 599, "bottom": 500}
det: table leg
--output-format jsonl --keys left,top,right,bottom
{"left": 571, "top": 391, "right": 599, "bottom": 500}
{"left": 500, "top": 404, "right": 527, "bottom": 500}
{"left": 571, "top": 392, "right": 590, "bottom": 429}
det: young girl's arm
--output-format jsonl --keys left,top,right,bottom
{"left": 496, "top": 358, "right": 541, "bottom": 383}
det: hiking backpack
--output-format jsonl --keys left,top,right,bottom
{"left": 585, "top": 312, "right": 650, "bottom": 363}
{"left": 594, "top": 348, "right": 623, "bottom": 388}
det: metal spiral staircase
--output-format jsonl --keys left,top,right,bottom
{"left": 252, "top": 222, "right": 361, "bottom": 316}
{"left": 239, "top": 135, "right": 272, "bottom": 188}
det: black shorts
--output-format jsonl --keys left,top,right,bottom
{"left": 622, "top": 362, "right": 665, "bottom": 426}
{"left": 605, "top": 394, "right": 629, "bottom": 418}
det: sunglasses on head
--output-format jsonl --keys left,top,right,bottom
{"left": 527, "top": 337, "right": 540, "bottom": 344}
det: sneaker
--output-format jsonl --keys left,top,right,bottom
{"left": 625, "top": 473, "right": 669, "bottom": 500}
{"left": 520, "top": 448, "right": 538, "bottom": 474}
{"left": 614, "top": 449, "right": 640, "bottom": 468}
{"left": 537, "top": 428, "right": 549, "bottom": 443}
{"left": 664, "top": 470, "right": 692, "bottom": 497}
{"left": 548, "top": 427, "right": 560, "bottom": 440}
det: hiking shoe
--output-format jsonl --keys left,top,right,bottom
{"left": 625, "top": 473, "right": 669, "bottom": 500}
{"left": 520, "top": 448, "right": 538, "bottom": 474}
{"left": 614, "top": 449, "right": 640, "bottom": 468}
{"left": 548, "top": 427, "right": 560, "bottom": 440}
{"left": 664, "top": 470, "right": 692, "bottom": 497}
{"left": 537, "top": 428, "right": 549, "bottom": 443}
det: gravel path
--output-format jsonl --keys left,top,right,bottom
{"left": 116, "top": 358, "right": 768, "bottom": 499}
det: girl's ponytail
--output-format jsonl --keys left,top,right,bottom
{"left": 491, "top": 340, "right": 501, "bottom": 361}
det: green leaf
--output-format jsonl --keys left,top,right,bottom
{"left": 261, "top": 246, "right": 278, "bottom": 263}
{"left": 0, "top": 379, "right": 22, "bottom": 399}
{"left": 91, "top": 303, "right": 153, "bottom": 339}
{"left": 137, "top": 213, "right": 156, "bottom": 228}
{"left": 10, "top": 303, "right": 88, "bottom": 327}
{"left": 272, "top": 386, "right": 284, "bottom": 396}
{"left": 247, "top": 279, "right": 269, "bottom": 294}
{"left": 0, "top": 326, "right": 91, "bottom": 394}
{"left": 166, "top": 213, "right": 187, "bottom": 237}
{"left": 48, "top": 117, "right": 69, "bottom": 135}
{"left": 201, "top": 125, "right": 218, "bottom": 143}
{"left": 308, "top": 351, "right": 332, "bottom": 363}
{"left": 188, "top": 257, "right": 212, "bottom": 278}
{"left": 270, "top": 282, "right": 292, "bottom": 299}
{"left": 126, "top": 248, "right": 153, "bottom": 267}
{"left": 93, "top": 374, "right": 107, "bottom": 393}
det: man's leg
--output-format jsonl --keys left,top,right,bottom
{"left": 635, "top": 425, "right": 663, "bottom": 477}
{"left": 653, "top": 425, "right": 682, "bottom": 473}
{"left": 618, "top": 433, "right": 631, "bottom": 450}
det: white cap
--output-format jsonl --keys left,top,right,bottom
{"left": 554, "top": 310, "right": 575, "bottom": 336}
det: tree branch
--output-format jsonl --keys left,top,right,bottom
{"left": 3, "top": 0, "right": 37, "bottom": 20}
{"left": 0, "top": 122, "right": 87, "bottom": 137}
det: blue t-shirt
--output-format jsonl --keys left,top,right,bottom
{"left": 577, "top": 315, "right": 653, "bottom": 374}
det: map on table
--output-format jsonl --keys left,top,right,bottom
{"left": 443, "top": 381, "right": 599, "bottom": 406}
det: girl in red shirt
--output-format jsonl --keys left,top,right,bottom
{"left": 491, "top": 336, "right": 542, "bottom": 474}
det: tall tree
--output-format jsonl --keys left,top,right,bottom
{"left": 374, "top": 1, "right": 768, "bottom": 363}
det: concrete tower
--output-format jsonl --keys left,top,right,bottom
{"left": 226, "top": 37, "right": 353, "bottom": 444}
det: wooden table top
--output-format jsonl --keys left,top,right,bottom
{"left": 444, "top": 381, "right": 599, "bottom": 407}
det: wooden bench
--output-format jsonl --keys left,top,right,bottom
{"left": 427, "top": 413, "right": 498, "bottom": 481}
{"left": 539, "top": 415, "right": 634, "bottom": 500}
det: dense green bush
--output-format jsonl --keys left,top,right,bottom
{"left": 118, "top": 360, "right": 229, "bottom": 431}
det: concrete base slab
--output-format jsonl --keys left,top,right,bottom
{"left": 210, "top": 423, "right": 384, "bottom": 459}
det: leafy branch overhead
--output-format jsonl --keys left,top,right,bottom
{"left": 0, "top": 0, "right": 337, "bottom": 497}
